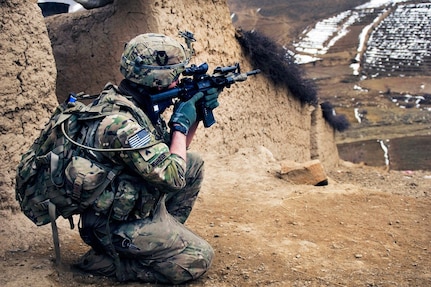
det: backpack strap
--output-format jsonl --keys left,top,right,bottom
{"left": 49, "top": 201, "right": 61, "bottom": 265}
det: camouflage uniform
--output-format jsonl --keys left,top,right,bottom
{"left": 77, "top": 84, "right": 214, "bottom": 284}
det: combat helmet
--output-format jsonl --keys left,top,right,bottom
{"left": 120, "top": 33, "right": 192, "bottom": 89}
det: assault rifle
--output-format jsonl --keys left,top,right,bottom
{"left": 150, "top": 62, "right": 261, "bottom": 127}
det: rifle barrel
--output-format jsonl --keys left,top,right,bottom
{"left": 246, "top": 69, "right": 261, "bottom": 76}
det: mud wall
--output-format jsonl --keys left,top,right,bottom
{"left": 46, "top": 0, "right": 337, "bottom": 164}
{"left": 0, "top": 0, "right": 339, "bottom": 212}
{"left": 0, "top": 0, "right": 58, "bottom": 211}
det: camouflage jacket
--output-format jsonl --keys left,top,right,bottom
{"left": 83, "top": 84, "right": 186, "bottom": 220}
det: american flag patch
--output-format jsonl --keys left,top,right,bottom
{"left": 128, "top": 129, "right": 151, "bottom": 148}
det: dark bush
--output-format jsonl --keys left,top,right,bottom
{"left": 320, "top": 101, "right": 350, "bottom": 132}
{"left": 235, "top": 29, "right": 318, "bottom": 105}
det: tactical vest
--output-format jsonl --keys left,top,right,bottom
{"left": 15, "top": 83, "right": 162, "bottom": 264}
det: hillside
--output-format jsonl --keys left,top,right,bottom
{"left": 227, "top": 0, "right": 369, "bottom": 46}
{"left": 229, "top": 0, "right": 431, "bottom": 169}
{"left": 298, "top": 2, "right": 431, "bottom": 154}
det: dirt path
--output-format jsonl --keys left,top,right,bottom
{"left": 2, "top": 148, "right": 431, "bottom": 286}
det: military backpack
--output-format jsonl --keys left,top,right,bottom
{"left": 15, "top": 84, "right": 157, "bottom": 263}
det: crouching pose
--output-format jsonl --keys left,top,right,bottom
{"left": 75, "top": 33, "right": 220, "bottom": 284}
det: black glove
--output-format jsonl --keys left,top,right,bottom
{"left": 169, "top": 92, "right": 205, "bottom": 135}
{"left": 204, "top": 87, "right": 220, "bottom": 110}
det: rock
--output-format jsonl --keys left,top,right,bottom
{"left": 278, "top": 159, "right": 328, "bottom": 186}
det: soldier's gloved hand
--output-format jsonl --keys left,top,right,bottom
{"left": 204, "top": 88, "right": 221, "bottom": 110}
{"left": 169, "top": 92, "right": 205, "bottom": 135}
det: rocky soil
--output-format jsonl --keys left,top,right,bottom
{"left": 2, "top": 149, "right": 431, "bottom": 287}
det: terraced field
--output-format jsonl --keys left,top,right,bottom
{"left": 362, "top": 3, "right": 431, "bottom": 77}
{"left": 229, "top": 0, "right": 431, "bottom": 169}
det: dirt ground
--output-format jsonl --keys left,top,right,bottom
{"left": 1, "top": 147, "right": 431, "bottom": 287}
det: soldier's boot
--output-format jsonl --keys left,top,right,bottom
{"left": 75, "top": 249, "right": 162, "bottom": 283}
{"left": 74, "top": 249, "right": 116, "bottom": 277}
{"left": 120, "top": 259, "right": 161, "bottom": 283}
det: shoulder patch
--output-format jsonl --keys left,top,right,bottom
{"left": 128, "top": 129, "right": 151, "bottom": 148}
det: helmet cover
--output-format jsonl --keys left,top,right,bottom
{"left": 120, "top": 33, "right": 190, "bottom": 88}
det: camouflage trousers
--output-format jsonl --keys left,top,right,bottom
{"left": 77, "top": 152, "right": 214, "bottom": 284}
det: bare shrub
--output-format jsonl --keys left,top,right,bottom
{"left": 235, "top": 29, "right": 318, "bottom": 105}
{"left": 321, "top": 101, "right": 350, "bottom": 132}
